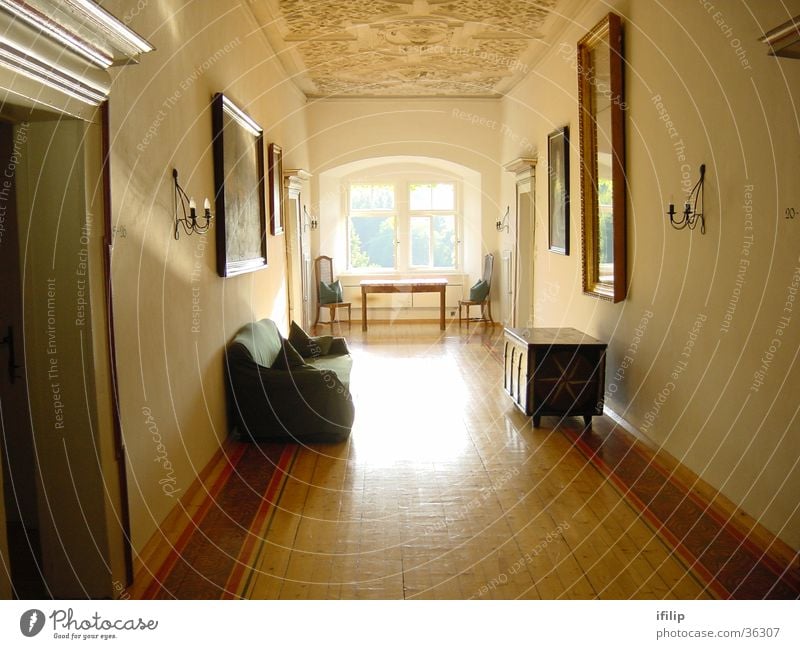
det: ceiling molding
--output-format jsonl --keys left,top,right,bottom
{"left": 760, "top": 15, "right": 800, "bottom": 59}
{"left": 0, "top": 0, "right": 152, "bottom": 117}
{"left": 0, "top": 0, "right": 153, "bottom": 67}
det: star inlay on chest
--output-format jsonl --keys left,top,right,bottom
{"left": 534, "top": 351, "right": 595, "bottom": 409}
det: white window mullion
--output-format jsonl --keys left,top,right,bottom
{"left": 428, "top": 216, "right": 435, "bottom": 267}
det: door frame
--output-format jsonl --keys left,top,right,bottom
{"left": 101, "top": 102, "right": 133, "bottom": 585}
{"left": 503, "top": 158, "right": 536, "bottom": 329}
{"left": 283, "top": 170, "right": 313, "bottom": 330}
{"left": 0, "top": 108, "right": 131, "bottom": 595}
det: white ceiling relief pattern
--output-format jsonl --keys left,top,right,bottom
{"left": 246, "top": 0, "right": 576, "bottom": 97}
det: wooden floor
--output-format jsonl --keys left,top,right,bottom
{"left": 134, "top": 322, "right": 722, "bottom": 599}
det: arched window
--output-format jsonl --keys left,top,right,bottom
{"left": 316, "top": 156, "right": 482, "bottom": 284}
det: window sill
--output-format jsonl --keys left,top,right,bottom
{"left": 339, "top": 269, "right": 465, "bottom": 277}
{"left": 338, "top": 270, "right": 467, "bottom": 285}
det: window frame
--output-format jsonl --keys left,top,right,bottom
{"left": 408, "top": 213, "right": 457, "bottom": 270}
{"left": 346, "top": 177, "right": 460, "bottom": 273}
{"left": 347, "top": 183, "right": 398, "bottom": 271}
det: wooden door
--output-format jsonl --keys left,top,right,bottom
{"left": 0, "top": 120, "right": 42, "bottom": 598}
{"left": 284, "top": 174, "right": 314, "bottom": 331}
{"left": 284, "top": 183, "right": 300, "bottom": 325}
{"left": 515, "top": 178, "right": 534, "bottom": 329}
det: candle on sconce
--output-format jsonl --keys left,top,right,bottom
{"left": 665, "top": 164, "right": 705, "bottom": 233}
{"left": 172, "top": 168, "right": 213, "bottom": 239}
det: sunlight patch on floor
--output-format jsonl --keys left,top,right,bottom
{"left": 348, "top": 350, "right": 469, "bottom": 466}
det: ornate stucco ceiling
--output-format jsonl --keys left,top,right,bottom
{"left": 245, "top": 0, "right": 584, "bottom": 98}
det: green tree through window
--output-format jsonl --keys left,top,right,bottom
{"left": 350, "top": 215, "right": 395, "bottom": 268}
{"left": 598, "top": 179, "right": 614, "bottom": 264}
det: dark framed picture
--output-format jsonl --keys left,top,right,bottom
{"left": 548, "top": 125, "right": 570, "bottom": 255}
{"left": 268, "top": 142, "right": 283, "bottom": 235}
{"left": 212, "top": 93, "right": 268, "bottom": 277}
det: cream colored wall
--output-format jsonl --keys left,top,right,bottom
{"left": 306, "top": 98, "right": 504, "bottom": 305}
{"left": 500, "top": 0, "right": 800, "bottom": 548}
{"left": 102, "top": 0, "right": 309, "bottom": 551}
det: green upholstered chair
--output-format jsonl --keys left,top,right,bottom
{"left": 314, "top": 255, "right": 351, "bottom": 329}
{"left": 459, "top": 253, "right": 494, "bottom": 325}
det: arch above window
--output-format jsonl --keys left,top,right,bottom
{"left": 316, "top": 155, "right": 483, "bottom": 281}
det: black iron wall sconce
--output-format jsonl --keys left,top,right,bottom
{"left": 496, "top": 206, "right": 510, "bottom": 233}
{"left": 303, "top": 205, "right": 319, "bottom": 231}
{"left": 667, "top": 164, "right": 706, "bottom": 234}
{"left": 173, "top": 168, "right": 213, "bottom": 239}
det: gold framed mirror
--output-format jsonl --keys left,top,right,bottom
{"left": 577, "top": 12, "right": 627, "bottom": 302}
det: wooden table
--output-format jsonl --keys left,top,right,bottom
{"left": 360, "top": 278, "right": 448, "bottom": 331}
{"left": 503, "top": 327, "right": 607, "bottom": 428}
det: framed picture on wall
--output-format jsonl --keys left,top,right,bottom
{"left": 212, "top": 93, "right": 268, "bottom": 277}
{"left": 268, "top": 142, "right": 284, "bottom": 235}
{"left": 548, "top": 125, "right": 570, "bottom": 255}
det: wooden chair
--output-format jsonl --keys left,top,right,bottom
{"left": 314, "top": 255, "right": 351, "bottom": 328}
{"left": 459, "top": 253, "right": 494, "bottom": 325}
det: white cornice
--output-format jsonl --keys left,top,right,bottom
{"left": 284, "top": 168, "right": 312, "bottom": 181}
{"left": 0, "top": 0, "right": 152, "bottom": 116}
{"left": 504, "top": 157, "right": 538, "bottom": 176}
